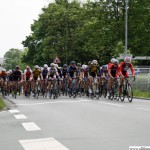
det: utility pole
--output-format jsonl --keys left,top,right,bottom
{"left": 125, "top": 0, "right": 128, "bottom": 54}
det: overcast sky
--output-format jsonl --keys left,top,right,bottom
{"left": 0, "top": 0, "right": 54, "bottom": 58}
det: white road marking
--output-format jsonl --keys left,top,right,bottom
{"left": 8, "top": 109, "right": 20, "bottom": 113}
{"left": 22, "top": 122, "right": 41, "bottom": 131}
{"left": 14, "top": 114, "right": 27, "bottom": 119}
{"left": 19, "top": 138, "right": 69, "bottom": 150}
{"left": 0, "top": 110, "right": 7, "bottom": 114}
{"left": 16, "top": 99, "right": 91, "bottom": 106}
{"left": 100, "top": 101, "right": 124, "bottom": 107}
{"left": 137, "top": 108, "right": 150, "bottom": 111}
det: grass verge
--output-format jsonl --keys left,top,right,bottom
{"left": 0, "top": 96, "right": 6, "bottom": 110}
{"left": 133, "top": 89, "right": 150, "bottom": 99}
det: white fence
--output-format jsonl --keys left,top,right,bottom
{"left": 129, "top": 67, "right": 150, "bottom": 91}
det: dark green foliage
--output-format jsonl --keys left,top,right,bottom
{"left": 22, "top": 0, "right": 150, "bottom": 66}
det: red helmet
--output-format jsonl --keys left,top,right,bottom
{"left": 124, "top": 57, "right": 131, "bottom": 63}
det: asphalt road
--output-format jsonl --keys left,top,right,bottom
{"left": 0, "top": 95, "right": 150, "bottom": 150}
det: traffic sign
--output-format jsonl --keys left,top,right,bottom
{"left": 53, "top": 56, "right": 61, "bottom": 64}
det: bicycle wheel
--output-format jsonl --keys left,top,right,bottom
{"left": 109, "top": 90, "right": 114, "bottom": 100}
{"left": 103, "top": 87, "right": 107, "bottom": 98}
{"left": 119, "top": 86, "right": 125, "bottom": 102}
{"left": 127, "top": 84, "right": 133, "bottom": 103}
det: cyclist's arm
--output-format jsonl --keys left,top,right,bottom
{"left": 130, "top": 63, "right": 135, "bottom": 76}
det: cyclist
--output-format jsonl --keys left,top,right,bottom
{"left": 77, "top": 63, "right": 82, "bottom": 75}
{"left": 24, "top": 66, "right": 32, "bottom": 81}
{"left": 120, "top": 57, "right": 135, "bottom": 78}
{"left": 48, "top": 63, "right": 59, "bottom": 79}
{"left": 80, "top": 64, "right": 89, "bottom": 94}
{"left": 13, "top": 66, "right": 22, "bottom": 82}
{"left": 100, "top": 65, "right": 109, "bottom": 78}
{"left": 67, "top": 61, "right": 78, "bottom": 92}
{"left": 62, "top": 64, "right": 68, "bottom": 79}
{"left": 32, "top": 65, "right": 42, "bottom": 80}
{"left": 0, "top": 68, "right": 8, "bottom": 81}
{"left": 108, "top": 59, "right": 123, "bottom": 93}
{"left": 88, "top": 60, "right": 99, "bottom": 93}
{"left": 42, "top": 64, "right": 49, "bottom": 80}
{"left": 119, "top": 57, "right": 135, "bottom": 90}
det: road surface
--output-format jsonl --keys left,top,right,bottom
{"left": 0, "top": 95, "right": 150, "bottom": 150}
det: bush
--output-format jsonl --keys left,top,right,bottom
{"left": 0, "top": 97, "right": 6, "bottom": 110}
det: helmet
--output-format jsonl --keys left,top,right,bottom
{"left": 16, "top": 66, "right": 20, "bottom": 69}
{"left": 77, "top": 63, "right": 81, "bottom": 66}
{"left": 26, "top": 66, "right": 30, "bottom": 69}
{"left": 82, "top": 65, "right": 87, "bottom": 70}
{"left": 2, "top": 68, "right": 6, "bottom": 72}
{"left": 70, "top": 61, "right": 76, "bottom": 65}
{"left": 111, "top": 58, "right": 115, "bottom": 63}
{"left": 55, "top": 64, "right": 58, "bottom": 68}
{"left": 50, "top": 63, "right": 55, "bottom": 67}
{"left": 102, "top": 65, "right": 107, "bottom": 69}
{"left": 44, "top": 64, "right": 48, "bottom": 68}
{"left": 34, "top": 65, "right": 39, "bottom": 69}
{"left": 88, "top": 61, "right": 91, "bottom": 65}
{"left": 63, "top": 64, "right": 67, "bottom": 67}
{"left": 124, "top": 56, "right": 131, "bottom": 63}
{"left": 9, "top": 69, "right": 12, "bottom": 73}
{"left": 92, "top": 60, "right": 98, "bottom": 65}
{"left": 113, "top": 59, "right": 119, "bottom": 65}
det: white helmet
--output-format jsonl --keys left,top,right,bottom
{"left": 111, "top": 58, "right": 115, "bottom": 63}
{"left": 2, "top": 68, "right": 6, "bottom": 72}
{"left": 82, "top": 65, "right": 87, "bottom": 69}
{"left": 50, "top": 63, "right": 55, "bottom": 67}
{"left": 92, "top": 60, "right": 98, "bottom": 65}
{"left": 124, "top": 56, "right": 131, "bottom": 63}
{"left": 55, "top": 64, "right": 58, "bottom": 68}
{"left": 9, "top": 69, "right": 12, "bottom": 73}
{"left": 44, "top": 64, "right": 48, "bottom": 68}
{"left": 113, "top": 59, "right": 119, "bottom": 65}
{"left": 34, "top": 65, "right": 39, "bottom": 69}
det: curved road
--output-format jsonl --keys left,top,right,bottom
{"left": 0, "top": 95, "right": 150, "bottom": 150}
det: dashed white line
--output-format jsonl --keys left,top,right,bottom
{"left": 137, "top": 108, "right": 150, "bottom": 111}
{"left": 19, "top": 138, "right": 70, "bottom": 150}
{"left": 22, "top": 122, "right": 41, "bottom": 131}
{"left": 8, "top": 109, "right": 20, "bottom": 113}
{"left": 14, "top": 114, "right": 27, "bottom": 119}
{"left": 100, "top": 101, "right": 124, "bottom": 107}
{"left": 16, "top": 99, "right": 91, "bottom": 106}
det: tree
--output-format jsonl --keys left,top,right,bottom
{"left": 3, "top": 48, "right": 27, "bottom": 70}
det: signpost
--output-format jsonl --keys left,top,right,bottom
{"left": 53, "top": 56, "right": 61, "bottom": 64}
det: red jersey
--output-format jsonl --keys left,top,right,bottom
{"left": 108, "top": 64, "right": 122, "bottom": 77}
{"left": 120, "top": 62, "right": 135, "bottom": 76}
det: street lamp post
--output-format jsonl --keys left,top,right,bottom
{"left": 125, "top": 0, "right": 128, "bottom": 54}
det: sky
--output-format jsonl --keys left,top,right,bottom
{"left": 0, "top": 0, "right": 54, "bottom": 58}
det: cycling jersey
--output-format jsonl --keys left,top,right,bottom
{"left": 32, "top": 69, "right": 41, "bottom": 78}
{"left": 68, "top": 66, "right": 77, "bottom": 78}
{"left": 0, "top": 72, "right": 7, "bottom": 77}
{"left": 62, "top": 68, "right": 68, "bottom": 78}
{"left": 42, "top": 68, "right": 48, "bottom": 79}
{"left": 48, "top": 68, "right": 57, "bottom": 78}
{"left": 120, "top": 62, "right": 135, "bottom": 77}
{"left": 108, "top": 64, "right": 122, "bottom": 77}
{"left": 13, "top": 70, "right": 22, "bottom": 81}
{"left": 0, "top": 72, "right": 7, "bottom": 81}
{"left": 89, "top": 65, "right": 99, "bottom": 78}
{"left": 24, "top": 69, "right": 32, "bottom": 79}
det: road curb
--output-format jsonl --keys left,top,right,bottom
{"left": 134, "top": 97, "right": 150, "bottom": 100}
{"left": 3, "top": 97, "right": 16, "bottom": 110}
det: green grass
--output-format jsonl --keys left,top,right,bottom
{"left": 133, "top": 89, "right": 150, "bottom": 99}
{"left": 0, "top": 97, "right": 6, "bottom": 110}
